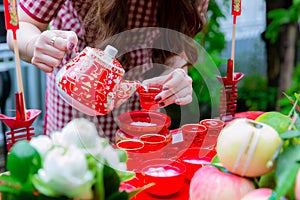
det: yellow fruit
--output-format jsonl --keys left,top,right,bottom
{"left": 255, "top": 111, "right": 292, "bottom": 134}
{"left": 217, "top": 118, "right": 282, "bottom": 177}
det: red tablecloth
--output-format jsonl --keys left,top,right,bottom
{"left": 124, "top": 129, "right": 203, "bottom": 200}
{"left": 132, "top": 180, "right": 190, "bottom": 200}
{"left": 126, "top": 112, "right": 265, "bottom": 199}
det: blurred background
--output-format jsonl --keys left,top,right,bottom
{"left": 0, "top": 0, "right": 299, "bottom": 170}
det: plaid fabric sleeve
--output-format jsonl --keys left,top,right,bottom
{"left": 19, "top": 0, "right": 65, "bottom": 23}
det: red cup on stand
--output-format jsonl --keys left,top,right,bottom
{"left": 116, "top": 139, "right": 145, "bottom": 170}
{"left": 139, "top": 133, "right": 167, "bottom": 152}
{"left": 199, "top": 119, "right": 225, "bottom": 148}
{"left": 138, "top": 86, "right": 162, "bottom": 111}
{"left": 116, "top": 139, "right": 144, "bottom": 152}
{"left": 181, "top": 124, "right": 208, "bottom": 148}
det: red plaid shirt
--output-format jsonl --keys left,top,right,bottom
{"left": 20, "top": 0, "right": 209, "bottom": 142}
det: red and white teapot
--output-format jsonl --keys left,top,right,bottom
{"left": 56, "top": 45, "right": 141, "bottom": 116}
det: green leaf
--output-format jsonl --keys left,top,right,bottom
{"left": 7, "top": 141, "right": 42, "bottom": 183}
{"left": 293, "top": 0, "right": 300, "bottom": 5}
{"left": 280, "top": 130, "right": 300, "bottom": 139}
{"left": 268, "top": 9, "right": 289, "bottom": 21}
{"left": 117, "top": 170, "right": 135, "bottom": 183}
{"left": 103, "top": 165, "right": 121, "bottom": 198}
{"left": 274, "top": 145, "right": 300, "bottom": 199}
{"left": 106, "top": 191, "right": 128, "bottom": 200}
{"left": 211, "top": 154, "right": 220, "bottom": 164}
{"left": 127, "top": 183, "right": 155, "bottom": 199}
{"left": 0, "top": 192, "right": 35, "bottom": 200}
{"left": 94, "top": 163, "right": 105, "bottom": 200}
{"left": 258, "top": 170, "right": 276, "bottom": 189}
{"left": 0, "top": 174, "right": 22, "bottom": 194}
{"left": 31, "top": 174, "right": 59, "bottom": 197}
{"left": 115, "top": 149, "right": 128, "bottom": 163}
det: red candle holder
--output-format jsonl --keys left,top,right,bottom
{"left": 0, "top": 109, "right": 41, "bottom": 150}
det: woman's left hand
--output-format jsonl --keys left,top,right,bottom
{"left": 142, "top": 68, "right": 193, "bottom": 107}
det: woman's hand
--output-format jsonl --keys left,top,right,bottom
{"left": 142, "top": 68, "right": 193, "bottom": 107}
{"left": 31, "top": 30, "right": 78, "bottom": 72}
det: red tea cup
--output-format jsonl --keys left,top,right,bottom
{"left": 138, "top": 86, "right": 162, "bottom": 111}
{"left": 199, "top": 119, "right": 225, "bottom": 135}
{"left": 199, "top": 119, "right": 225, "bottom": 148}
{"left": 116, "top": 139, "right": 145, "bottom": 170}
{"left": 181, "top": 124, "right": 207, "bottom": 148}
{"left": 139, "top": 133, "right": 167, "bottom": 152}
{"left": 116, "top": 139, "right": 144, "bottom": 152}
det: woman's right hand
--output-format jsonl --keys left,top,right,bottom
{"left": 31, "top": 30, "right": 78, "bottom": 73}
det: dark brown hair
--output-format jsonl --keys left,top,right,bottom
{"left": 83, "top": 0, "right": 207, "bottom": 65}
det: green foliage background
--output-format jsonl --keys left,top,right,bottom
{"left": 188, "top": 0, "right": 230, "bottom": 118}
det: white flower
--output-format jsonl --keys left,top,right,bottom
{"left": 36, "top": 146, "right": 94, "bottom": 199}
{"left": 61, "top": 118, "right": 99, "bottom": 148}
{"left": 49, "top": 131, "right": 65, "bottom": 146}
{"left": 101, "top": 145, "right": 127, "bottom": 171}
{"left": 52, "top": 118, "right": 111, "bottom": 158}
{"left": 29, "top": 135, "right": 53, "bottom": 158}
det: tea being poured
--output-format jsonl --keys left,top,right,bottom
{"left": 138, "top": 86, "right": 162, "bottom": 111}
{"left": 56, "top": 45, "right": 141, "bottom": 116}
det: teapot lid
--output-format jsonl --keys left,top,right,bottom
{"left": 100, "top": 45, "right": 123, "bottom": 71}
{"left": 104, "top": 45, "right": 118, "bottom": 58}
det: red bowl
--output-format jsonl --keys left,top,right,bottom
{"left": 178, "top": 147, "right": 216, "bottom": 180}
{"left": 137, "top": 159, "right": 186, "bottom": 196}
{"left": 117, "top": 110, "right": 171, "bottom": 138}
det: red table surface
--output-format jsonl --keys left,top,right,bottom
{"left": 127, "top": 112, "right": 264, "bottom": 200}
{"left": 123, "top": 129, "right": 202, "bottom": 200}
{"left": 131, "top": 180, "right": 190, "bottom": 200}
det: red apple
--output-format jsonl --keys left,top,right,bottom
{"left": 217, "top": 118, "right": 282, "bottom": 177}
{"left": 189, "top": 165, "right": 255, "bottom": 200}
{"left": 241, "top": 188, "right": 272, "bottom": 200}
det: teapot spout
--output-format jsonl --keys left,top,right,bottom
{"left": 114, "top": 80, "right": 142, "bottom": 108}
